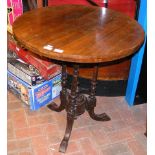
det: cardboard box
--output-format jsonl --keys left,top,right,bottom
{"left": 7, "top": 33, "right": 62, "bottom": 81}
{"left": 7, "top": 0, "right": 23, "bottom": 33}
{"left": 8, "top": 58, "right": 45, "bottom": 86}
{"left": 7, "top": 70, "right": 62, "bottom": 111}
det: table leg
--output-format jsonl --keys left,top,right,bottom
{"left": 59, "top": 114, "right": 74, "bottom": 153}
{"left": 47, "top": 64, "right": 67, "bottom": 112}
{"left": 59, "top": 64, "right": 86, "bottom": 153}
{"left": 86, "top": 65, "right": 111, "bottom": 121}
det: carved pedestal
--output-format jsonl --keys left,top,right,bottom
{"left": 47, "top": 64, "right": 111, "bottom": 153}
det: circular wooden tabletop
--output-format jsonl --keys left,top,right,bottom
{"left": 13, "top": 5, "right": 144, "bottom": 64}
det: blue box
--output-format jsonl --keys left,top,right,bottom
{"left": 7, "top": 70, "right": 62, "bottom": 110}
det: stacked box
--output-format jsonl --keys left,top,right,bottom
{"left": 8, "top": 70, "right": 62, "bottom": 111}
{"left": 7, "top": 0, "right": 63, "bottom": 110}
{"left": 7, "top": 58, "right": 45, "bottom": 86}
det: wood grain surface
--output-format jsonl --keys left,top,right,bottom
{"left": 13, "top": 5, "right": 144, "bottom": 64}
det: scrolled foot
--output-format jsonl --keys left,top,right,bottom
{"left": 58, "top": 115, "right": 74, "bottom": 153}
{"left": 59, "top": 138, "right": 68, "bottom": 153}
{"left": 47, "top": 102, "right": 65, "bottom": 112}
{"left": 88, "top": 110, "right": 111, "bottom": 121}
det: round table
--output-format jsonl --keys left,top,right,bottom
{"left": 13, "top": 5, "right": 144, "bottom": 153}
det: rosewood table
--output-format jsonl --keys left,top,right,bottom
{"left": 13, "top": 5, "right": 144, "bottom": 153}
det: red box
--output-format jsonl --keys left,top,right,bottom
{"left": 8, "top": 35, "right": 62, "bottom": 80}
